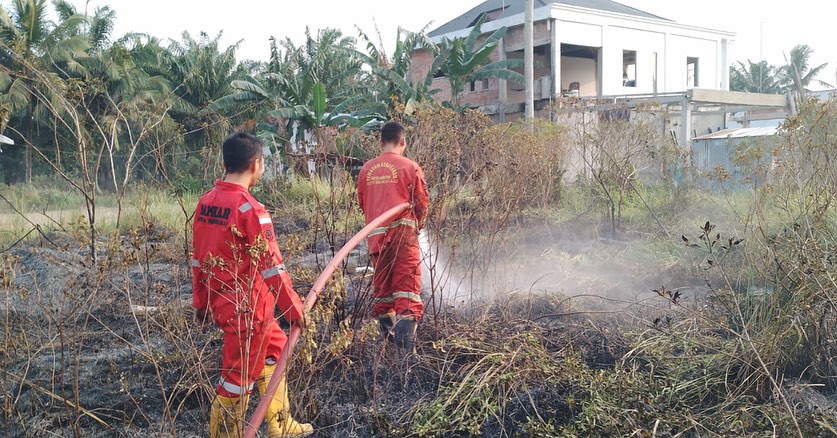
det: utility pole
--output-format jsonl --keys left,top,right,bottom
{"left": 759, "top": 21, "right": 764, "bottom": 93}
{"left": 524, "top": 0, "right": 534, "bottom": 128}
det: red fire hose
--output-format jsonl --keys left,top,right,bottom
{"left": 243, "top": 202, "right": 411, "bottom": 438}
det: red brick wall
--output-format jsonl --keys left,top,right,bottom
{"left": 502, "top": 20, "right": 551, "bottom": 52}
{"left": 409, "top": 48, "right": 436, "bottom": 83}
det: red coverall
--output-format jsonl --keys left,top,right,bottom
{"left": 357, "top": 152, "right": 430, "bottom": 320}
{"left": 191, "top": 180, "right": 304, "bottom": 398}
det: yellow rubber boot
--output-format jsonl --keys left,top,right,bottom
{"left": 209, "top": 394, "right": 250, "bottom": 438}
{"left": 257, "top": 364, "right": 314, "bottom": 438}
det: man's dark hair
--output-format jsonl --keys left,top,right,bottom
{"left": 223, "top": 132, "right": 263, "bottom": 173}
{"left": 380, "top": 121, "right": 406, "bottom": 145}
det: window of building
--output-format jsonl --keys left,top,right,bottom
{"left": 687, "top": 57, "right": 699, "bottom": 88}
{"left": 481, "top": 78, "right": 490, "bottom": 91}
{"left": 469, "top": 81, "right": 476, "bottom": 92}
{"left": 623, "top": 50, "right": 637, "bottom": 87}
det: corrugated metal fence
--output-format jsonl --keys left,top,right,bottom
{"left": 691, "top": 128, "right": 778, "bottom": 190}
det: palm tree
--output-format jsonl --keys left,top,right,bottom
{"left": 164, "top": 31, "right": 246, "bottom": 179}
{"left": 782, "top": 44, "right": 832, "bottom": 94}
{"left": 436, "top": 13, "right": 524, "bottom": 108}
{"left": 0, "top": 0, "right": 88, "bottom": 182}
{"left": 729, "top": 60, "right": 783, "bottom": 94}
{"left": 284, "top": 27, "right": 363, "bottom": 104}
{"left": 212, "top": 28, "right": 381, "bottom": 163}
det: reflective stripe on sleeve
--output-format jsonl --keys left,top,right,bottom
{"left": 393, "top": 291, "right": 422, "bottom": 302}
{"left": 373, "top": 296, "right": 395, "bottom": 303}
{"left": 261, "top": 264, "right": 287, "bottom": 279}
{"left": 239, "top": 202, "right": 253, "bottom": 213}
{"left": 218, "top": 378, "right": 253, "bottom": 395}
{"left": 259, "top": 216, "right": 272, "bottom": 225}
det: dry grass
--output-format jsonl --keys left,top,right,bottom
{"left": 3, "top": 103, "right": 837, "bottom": 437}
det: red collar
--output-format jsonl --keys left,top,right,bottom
{"left": 215, "top": 180, "right": 249, "bottom": 192}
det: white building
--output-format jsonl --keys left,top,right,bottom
{"left": 412, "top": 0, "right": 735, "bottom": 109}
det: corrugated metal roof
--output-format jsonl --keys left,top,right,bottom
{"left": 694, "top": 127, "right": 777, "bottom": 140}
{"left": 807, "top": 89, "right": 837, "bottom": 100}
{"left": 429, "top": 0, "right": 669, "bottom": 37}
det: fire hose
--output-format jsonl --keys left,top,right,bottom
{"left": 243, "top": 202, "right": 411, "bottom": 438}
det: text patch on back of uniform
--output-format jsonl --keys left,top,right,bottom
{"left": 196, "top": 204, "right": 231, "bottom": 226}
{"left": 366, "top": 162, "right": 399, "bottom": 185}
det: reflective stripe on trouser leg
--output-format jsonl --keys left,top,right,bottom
{"left": 218, "top": 378, "right": 254, "bottom": 396}
{"left": 390, "top": 236, "right": 423, "bottom": 320}
{"left": 217, "top": 317, "right": 287, "bottom": 397}
{"left": 393, "top": 291, "right": 422, "bottom": 302}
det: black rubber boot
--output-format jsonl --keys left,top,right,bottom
{"left": 394, "top": 315, "right": 418, "bottom": 355}
{"left": 377, "top": 313, "right": 396, "bottom": 341}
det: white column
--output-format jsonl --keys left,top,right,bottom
{"left": 720, "top": 38, "right": 729, "bottom": 90}
{"left": 524, "top": 0, "right": 535, "bottom": 123}
{"left": 499, "top": 37, "right": 507, "bottom": 122}
{"left": 598, "top": 25, "right": 607, "bottom": 96}
{"left": 551, "top": 19, "right": 560, "bottom": 98}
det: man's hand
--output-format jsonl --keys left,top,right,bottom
{"left": 194, "top": 307, "right": 211, "bottom": 328}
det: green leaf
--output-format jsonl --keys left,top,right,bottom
{"left": 209, "top": 92, "right": 259, "bottom": 111}
{"left": 372, "top": 65, "right": 412, "bottom": 94}
{"left": 230, "top": 77, "right": 270, "bottom": 99}
{"left": 312, "top": 81, "right": 326, "bottom": 121}
{"left": 471, "top": 62, "right": 525, "bottom": 84}
{"left": 0, "top": 7, "right": 20, "bottom": 38}
{"left": 329, "top": 95, "right": 362, "bottom": 116}
{"left": 269, "top": 107, "right": 296, "bottom": 119}
{"left": 0, "top": 70, "right": 11, "bottom": 89}
{"left": 326, "top": 114, "right": 357, "bottom": 126}
{"left": 465, "top": 13, "right": 487, "bottom": 56}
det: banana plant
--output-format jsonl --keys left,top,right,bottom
{"left": 436, "top": 13, "right": 524, "bottom": 108}
{"left": 354, "top": 24, "right": 443, "bottom": 115}
{"left": 268, "top": 79, "right": 383, "bottom": 140}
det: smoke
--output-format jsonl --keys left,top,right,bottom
{"left": 419, "top": 221, "right": 709, "bottom": 313}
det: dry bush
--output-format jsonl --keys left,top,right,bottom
{"left": 406, "top": 106, "right": 570, "bottom": 314}
{"left": 599, "top": 100, "right": 837, "bottom": 437}
{"left": 555, "top": 105, "right": 674, "bottom": 237}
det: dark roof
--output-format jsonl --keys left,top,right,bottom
{"left": 428, "top": 0, "right": 670, "bottom": 37}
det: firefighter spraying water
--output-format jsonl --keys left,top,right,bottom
{"left": 356, "top": 121, "right": 430, "bottom": 354}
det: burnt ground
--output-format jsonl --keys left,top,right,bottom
{"left": 2, "top": 222, "right": 835, "bottom": 437}
{"left": 0, "top": 221, "right": 640, "bottom": 437}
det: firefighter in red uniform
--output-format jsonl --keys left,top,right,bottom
{"left": 191, "top": 133, "right": 313, "bottom": 438}
{"left": 357, "top": 121, "right": 430, "bottom": 354}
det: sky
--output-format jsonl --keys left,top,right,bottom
{"left": 47, "top": 0, "right": 837, "bottom": 87}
